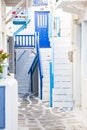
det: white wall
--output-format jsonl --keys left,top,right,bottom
{"left": 72, "top": 18, "right": 87, "bottom": 118}
{"left": 72, "top": 23, "right": 82, "bottom": 108}
{"left": 53, "top": 9, "right": 72, "bottom": 41}
{"left": 0, "top": 77, "right": 18, "bottom": 130}
{"left": 81, "top": 21, "right": 87, "bottom": 118}
{"left": 0, "top": 0, "right": 7, "bottom": 51}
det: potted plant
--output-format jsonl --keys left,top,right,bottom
{"left": 0, "top": 50, "right": 11, "bottom": 78}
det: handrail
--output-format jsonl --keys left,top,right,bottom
{"left": 17, "top": 50, "right": 26, "bottom": 62}
{"left": 28, "top": 55, "right": 38, "bottom": 74}
{"left": 35, "top": 32, "right": 43, "bottom": 99}
{"left": 28, "top": 54, "right": 38, "bottom": 93}
{"left": 50, "top": 62, "right": 54, "bottom": 107}
{"left": 14, "top": 34, "right": 35, "bottom": 48}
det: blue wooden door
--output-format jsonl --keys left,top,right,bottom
{"left": 35, "top": 11, "right": 50, "bottom": 48}
{"left": 0, "top": 87, "right": 5, "bottom": 129}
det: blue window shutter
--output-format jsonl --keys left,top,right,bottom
{"left": 0, "top": 87, "right": 5, "bottom": 129}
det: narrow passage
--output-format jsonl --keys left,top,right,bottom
{"left": 18, "top": 94, "right": 87, "bottom": 130}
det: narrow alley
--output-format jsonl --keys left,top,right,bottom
{"left": 1, "top": 1, "right": 87, "bottom": 130}
{"left": 18, "top": 93, "right": 87, "bottom": 130}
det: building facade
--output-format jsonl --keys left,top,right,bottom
{"left": 56, "top": 0, "right": 87, "bottom": 118}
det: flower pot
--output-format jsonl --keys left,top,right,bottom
{"left": 0, "top": 63, "right": 8, "bottom": 79}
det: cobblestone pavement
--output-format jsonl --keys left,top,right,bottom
{"left": 18, "top": 93, "right": 87, "bottom": 130}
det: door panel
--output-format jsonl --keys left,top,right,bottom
{"left": 35, "top": 11, "right": 50, "bottom": 48}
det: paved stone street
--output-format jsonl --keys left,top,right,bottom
{"left": 18, "top": 93, "right": 87, "bottom": 130}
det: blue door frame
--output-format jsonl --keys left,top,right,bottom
{"left": 0, "top": 87, "right": 5, "bottom": 129}
{"left": 35, "top": 11, "right": 50, "bottom": 48}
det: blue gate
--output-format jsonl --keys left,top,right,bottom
{"left": 35, "top": 11, "right": 50, "bottom": 48}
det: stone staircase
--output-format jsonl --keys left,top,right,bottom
{"left": 52, "top": 37, "right": 73, "bottom": 109}
{"left": 15, "top": 49, "right": 36, "bottom": 95}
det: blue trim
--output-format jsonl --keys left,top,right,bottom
{"left": 0, "top": 86, "right": 5, "bottom": 129}
{"left": 28, "top": 55, "right": 38, "bottom": 74}
{"left": 14, "top": 34, "right": 35, "bottom": 48}
{"left": 13, "top": 20, "right": 31, "bottom": 36}
{"left": 35, "top": 11, "right": 50, "bottom": 48}
{"left": 40, "top": 76, "right": 42, "bottom": 99}
{"left": 13, "top": 20, "right": 27, "bottom": 25}
{"left": 50, "top": 62, "right": 53, "bottom": 107}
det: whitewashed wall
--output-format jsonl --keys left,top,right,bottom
{"left": 0, "top": 0, "right": 7, "bottom": 51}
{"left": 0, "top": 77, "right": 18, "bottom": 130}
{"left": 53, "top": 9, "right": 72, "bottom": 41}
{"left": 72, "top": 2, "right": 87, "bottom": 118}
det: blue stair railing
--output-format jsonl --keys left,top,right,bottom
{"left": 35, "top": 32, "right": 43, "bottom": 100}
{"left": 14, "top": 34, "right": 35, "bottom": 48}
{"left": 49, "top": 62, "right": 54, "bottom": 107}
{"left": 16, "top": 33, "right": 43, "bottom": 99}
{"left": 28, "top": 55, "right": 38, "bottom": 93}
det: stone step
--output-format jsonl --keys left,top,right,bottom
{"left": 53, "top": 101, "right": 73, "bottom": 108}
{"left": 54, "top": 81, "right": 72, "bottom": 88}
{"left": 53, "top": 88, "right": 72, "bottom": 95}
{"left": 53, "top": 94, "right": 73, "bottom": 102}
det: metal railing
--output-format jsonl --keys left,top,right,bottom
{"left": 28, "top": 55, "right": 38, "bottom": 93}
{"left": 49, "top": 62, "right": 54, "bottom": 107}
{"left": 14, "top": 34, "right": 35, "bottom": 48}
{"left": 28, "top": 55, "right": 38, "bottom": 74}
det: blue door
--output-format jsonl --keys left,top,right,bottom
{"left": 35, "top": 11, "right": 50, "bottom": 48}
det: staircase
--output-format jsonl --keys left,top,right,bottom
{"left": 52, "top": 37, "right": 73, "bottom": 109}
{"left": 15, "top": 49, "right": 36, "bottom": 95}
{"left": 40, "top": 48, "right": 52, "bottom": 101}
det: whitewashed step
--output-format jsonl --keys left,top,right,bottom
{"left": 54, "top": 75, "right": 72, "bottom": 82}
{"left": 54, "top": 63, "right": 72, "bottom": 67}
{"left": 54, "top": 70, "right": 72, "bottom": 75}
{"left": 53, "top": 94, "right": 73, "bottom": 102}
{"left": 54, "top": 53, "right": 69, "bottom": 59}
{"left": 54, "top": 47, "right": 71, "bottom": 52}
{"left": 53, "top": 88, "right": 72, "bottom": 95}
{"left": 53, "top": 101, "right": 73, "bottom": 108}
{"left": 54, "top": 58, "right": 70, "bottom": 64}
{"left": 54, "top": 81, "right": 72, "bottom": 88}
{"left": 53, "top": 38, "right": 71, "bottom": 46}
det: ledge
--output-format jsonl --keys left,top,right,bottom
{"left": 55, "top": 0, "right": 86, "bottom": 14}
